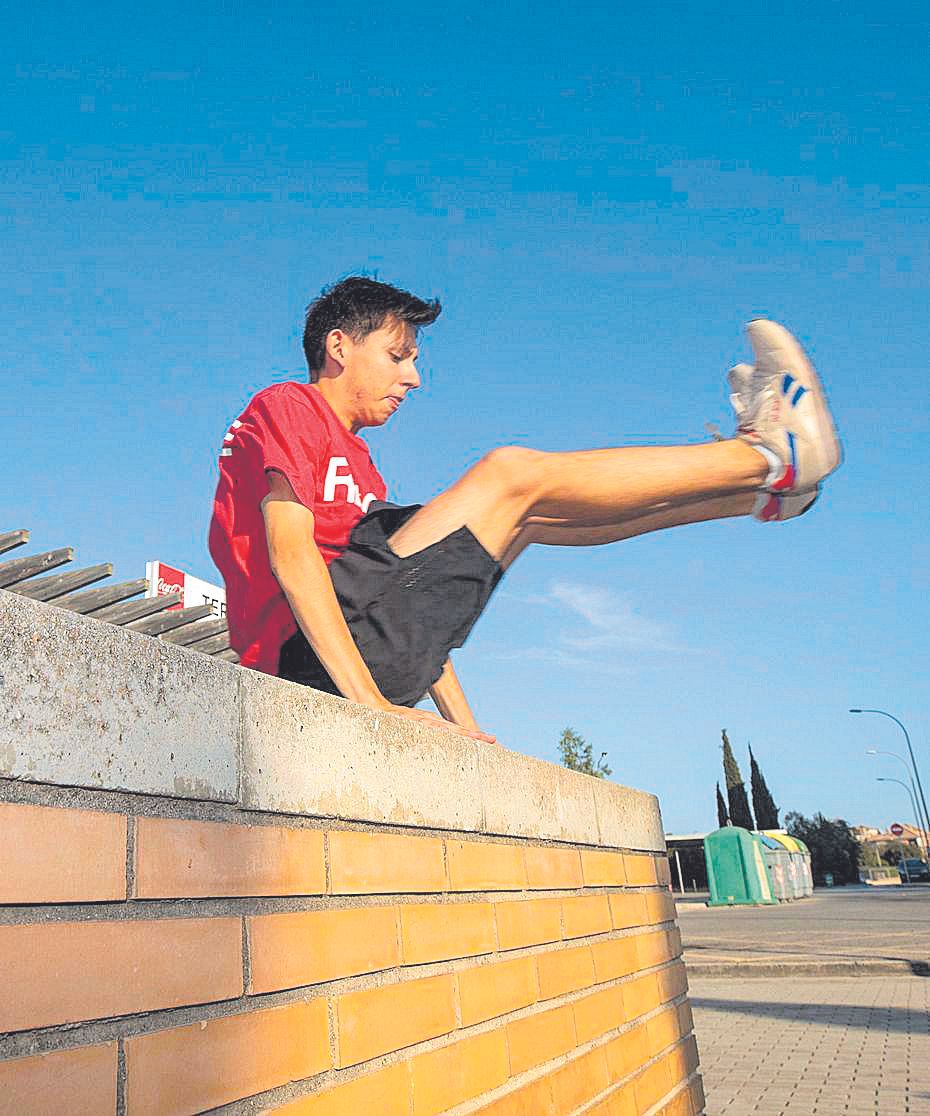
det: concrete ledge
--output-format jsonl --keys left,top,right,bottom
{"left": 0, "top": 591, "right": 238, "bottom": 802}
{"left": 1, "top": 590, "right": 665, "bottom": 850}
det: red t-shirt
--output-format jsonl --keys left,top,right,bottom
{"left": 208, "top": 382, "right": 387, "bottom": 675}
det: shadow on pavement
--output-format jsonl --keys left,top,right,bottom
{"left": 690, "top": 996, "right": 930, "bottom": 1034}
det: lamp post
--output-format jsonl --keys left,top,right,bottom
{"left": 866, "top": 749, "right": 930, "bottom": 854}
{"left": 876, "top": 777, "right": 923, "bottom": 881}
{"left": 850, "top": 709, "right": 930, "bottom": 857}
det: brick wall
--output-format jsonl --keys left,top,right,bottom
{"left": 0, "top": 590, "right": 703, "bottom": 1114}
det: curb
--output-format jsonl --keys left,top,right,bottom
{"left": 685, "top": 958, "right": 930, "bottom": 979}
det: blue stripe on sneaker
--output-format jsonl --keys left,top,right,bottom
{"left": 792, "top": 385, "right": 808, "bottom": 406}
{"left": 782, "top": 373, "right": 795, "bottom": 395}
{"left": 787, "top": 430, "right": 797, "bottom": 467}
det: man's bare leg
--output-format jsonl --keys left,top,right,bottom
{"left": 388, "top": 439, "right": 766, "bottom": 562}
{"left": 498, "top": 492, "right": 757, "bottom": 568}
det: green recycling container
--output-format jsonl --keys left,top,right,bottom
{"left": 704, "top": 826, "right": 777, "bottom": 906}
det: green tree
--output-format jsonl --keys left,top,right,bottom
{"left": 785, "top": 811, "right": 861, "bottom": 885}
{"left": 721, "top": 730, "right": 755, "bottom": 830}
{"left": 715, "top": 782, "right": 729, "bottom": 828}
{"left": 749, "top": 745, "right": 780, "bottom": 830}
{"left": 558, "top": 728, "right": 612, "bottom": 779}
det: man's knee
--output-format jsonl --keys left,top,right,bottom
{"left": 477, "top": 445, "right": 547, "bottom": 501}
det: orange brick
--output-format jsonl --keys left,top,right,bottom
{"left": 562, "top": 894, "right": 612, "bottom": 939}
{"left": 336, "top": 974, "right": 457, "bottom": 1066}
{"left": 536, "top": 943, "right": 595, "bottom": 999}
{"left": 669, "top": 1035, "right": 696, "bottom": 1080}
{"left": 249, "top": 905, "right": 400, "bottom": 993}
{"left": 677, "top": 1000, "right": 695, "bottom": 1036}
{"left": 623, "top": 854, "right": 658, "bottom": 886}
{"left": 656, "top": 1085, "right": 692, "bottom": 1116}
{"left": 125, "top": 1000, "right": 329, "bottom": 1112}
{"left": 400, "top": 901, "right": 495, "bottom": 965}
{"left": 495, "top": 898, "right": 562, "bottom": 951}
{"left": 644, "top": 890, "right": 676, "bottom": 925}
{"left": 409, "top": 1029, "right": 509, "bottom": 1115}
{"left": 609, "top": 892, "right": 649, "bottom": 930}
{"left": 0, "top": 918, "right": 242, "bottom": 1032}
{"left": 591, "top": 936, "right": 639, "bottom": 983}
{"left": 580, "top": 848, "right": 626, "bottom": 887}
{"left": 507, "top": 1002, "right": 577, "bottom": 1075}
{"left": 635, "top": 1052, "right": 675, "bottom": 1112}
{"left": 586, "top": 1085, "right": 637, "bottom": 1116}
{"left": 657, "top": 858, "right": 672, "bottom": 887}
{"left": 623, "top": 972, "right": 661, "bottom": 1023}
{"left": 637, "top": 929, "right": 672, "bottom": 969}
{"left": 0, "top": 802, "right": 126, "bottom": 904}
{"left": 647, "top": 1006, "right": 682, "bottom": 1056}
{"left": 668, "top": 924, "right": 683, "bottom": 958}
{"left": 135, "top": 816, "right": 325, "bottom": 898}
{"left": 457, "top": 955, "right": 539, "bottom": 1027}
{"left": 658, "top": 961, "right": 689, "bottom": 1003}
{"left": 473, "top": 1075, "right": 555, "bottom": 1115}
{"left": 690, "top": 1073, "right": 706, "bottom": 1113}
{"left": 0, "top": 1043, "right": 117, "bottom": 1114}
{"left": 572, "top": 984, "right": 624, "bottom": 1044}
{"left": 605, "top": 1020, "right": 648, "bottom": 1080}
{"left": 270, "top": 1063, "right": 412, "bottom": 1115}
{"left": 445, "top": 840, "right": 527, "bottom": 891}
{"left": 328, "top": 830, "right": 446, "bottom": 894}
{"left": 523, "top": 845, "right": 583, "bottom": 889}
{"left": 547, "top": 1046, "right": 611, "bottom": 1112}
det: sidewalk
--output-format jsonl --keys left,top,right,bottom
{"left": 691, "top": 973, "right": 930, "bottom": 1114}
{"left": 677, "top": 886, "right": 930, "bottom": 977}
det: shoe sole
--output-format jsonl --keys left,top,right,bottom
{"left": 746, "top": 320, "right": 842, "bottom": 481}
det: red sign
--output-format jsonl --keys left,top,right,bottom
{"left": 890, "top": 823, "right": 905, "bottom": 837}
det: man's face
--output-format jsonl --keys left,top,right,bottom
{"left": 337, "top": 319, "right": 421, "bottom": 429}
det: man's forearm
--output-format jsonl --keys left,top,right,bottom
{"left": 275, "top": 547, "right": 387, "bottom": 706}
{"left": 429, "top": 659, "right": 481, "bottom": 730}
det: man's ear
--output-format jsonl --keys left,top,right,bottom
{"left": 325, "top": 328, "right": 350, "bottom": 369}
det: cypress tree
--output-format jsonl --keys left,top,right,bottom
{"left": 749, "top": 745, "right": 780, "bottom": 830}
{"left": 715, "top": 782, "right": 729, "bottom": 828}
{"left": 721, "top": 729, "right": 755, "bottom": 830}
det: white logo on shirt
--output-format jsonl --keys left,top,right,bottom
{"left": 323, "top": 456, "right": 377, "bottom": 513}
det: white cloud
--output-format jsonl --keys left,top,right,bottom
{"left": 547, "top": 580, "right": 683, "bottom": 654}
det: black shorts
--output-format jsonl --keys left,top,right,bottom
{"left": 277, "top": 502, "right": 503, "bottom": 707}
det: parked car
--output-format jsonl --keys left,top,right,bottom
{"left": 897, "top": 858, "right": 930, "bottom": 882}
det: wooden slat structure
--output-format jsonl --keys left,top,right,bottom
{"left": 0, "top": 530, "right": 237, "bottom": 663}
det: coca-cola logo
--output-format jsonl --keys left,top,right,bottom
{"left": 157, "top": 576, "right": 184, "bottom": 596}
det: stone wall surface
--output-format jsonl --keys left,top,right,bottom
{"left": 0, "top": 589, "right": 703, "bottom": 1114}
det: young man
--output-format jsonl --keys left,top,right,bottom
{"left": 209, "top": 277, "right": 841, "bottom": 743}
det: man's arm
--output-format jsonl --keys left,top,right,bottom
{"left": 262, "top": 471, "right": 495, "bottom": 741}
{"left": 429, "top": 659, "right": 495, "bottom": 743}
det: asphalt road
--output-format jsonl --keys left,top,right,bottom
{"left": 676, "top": 885, "right": 930, "bottom": 975}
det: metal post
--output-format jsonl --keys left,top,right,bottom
{"left": 852, "top": 709, "right": 930, "bottom": 856}
{"left": 876, "top": 777, "right": 923, "bottom": 881}
{"left": 674, "top": 848, "right": 685, "bottom": 895}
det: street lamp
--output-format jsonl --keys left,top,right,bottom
{"left": 866, "top": 749, "right": 929, "bottom": 854}
{"left": 850, "top": 709, "right": 930, "bottom": 857}
{"left": 876, "top": 777, "right": 924, "bottom": 882}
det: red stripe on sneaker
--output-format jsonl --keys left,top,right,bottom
{"left": 771, "top": 465, "right": 796, "bottom": 492}
{"left": 760, "top": 495, "right": 781, "bottom": 521}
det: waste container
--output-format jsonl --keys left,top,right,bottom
{"left": 758, "top": 834, "right": 792, "bottom": 901}
{"left": 763, "top": 831, "right": 813, "bottom": 898}
{"left": 704, "top": 826, "right": 777, "bottom": 906}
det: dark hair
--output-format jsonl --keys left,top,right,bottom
{"left": 303, "top": 276, "right": 442, "bottom": 379}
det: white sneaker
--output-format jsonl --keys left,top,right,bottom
{"left": 736, "top": 320, "right": 842, "bottom": 493}
{"left": 752, "top": 487, "right": 819, "bottom": 523}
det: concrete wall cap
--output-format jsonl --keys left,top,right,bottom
{"left": 1, "top": 591, "right": 664, "bottom": 850}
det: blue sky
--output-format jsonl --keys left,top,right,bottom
{"left": 4, "top": 2, "right": 929, "bottom": 833}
